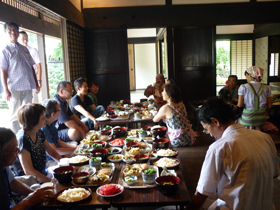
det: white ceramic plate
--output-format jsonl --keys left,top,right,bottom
{"left": 96, "top": 184, "right": 124, "bottom": 197}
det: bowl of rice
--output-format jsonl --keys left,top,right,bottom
{"left": 69, "top": 155, "right": 90, "bottom": 166}
{"left": 152, "top": 157, "right": 180, "bottom": 169}
{"left": 56, "top": 187, "right": 92, "bottom": 203}
{"left": 155, "top": 149, "right": 179, "bottom": 158}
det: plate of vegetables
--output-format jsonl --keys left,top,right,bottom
{"left": 96, "top": 184, "right": 124, "bottom": 197}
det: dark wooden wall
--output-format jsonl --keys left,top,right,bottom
{"left": 85, "top": 29, "right": 130, "bottom": 107}
{"left": 174, "top": 27, "right": 216, "bottom": 103}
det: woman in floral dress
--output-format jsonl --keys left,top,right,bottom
{"left": 153, "top": 84, "right": 197, "bottom": 147}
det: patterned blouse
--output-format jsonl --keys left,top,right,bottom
{"left": 166, "top": 102, "right": 193, "bottom": 147}
{"left": 17, "top": 130, "right": 47, "bottom": 176}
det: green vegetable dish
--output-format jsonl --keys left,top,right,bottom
{"left": 92, "top": 143, "right": 102, "bottom": 148}
{"left": 91, "top": 157, "right": 100, "bottom": 161}
{"left": 105, "top": 125, "right": 111, "bottom": 130}
{"left": 125, "top": 138, "right": 133, "bottom": 142}
{"left": 135, "top": 112, "right": 140, "bottom": 115}
{"left": 144, "top": 168, "right": 156, "bottom": 175}
{"left": 138, "top": 130, "right": 146, "bottom": 134}
{"left": 124, "top": 176, "right": 135, "bottom": 182}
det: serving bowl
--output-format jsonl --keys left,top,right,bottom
{"left": 152, "top": 127, "right": 167, "bottom": 137}
{"left": 90, "top": 149, "right": 108, "bottom": 161}
{"left": 155, "top": 176, "right": 180, "bottom": 194}
{"left": 123, "top": 175, "right": 137, "bottom": 185}
{"left": 109, "top": 114, "right": 118, "bottom": 119}
{"left": 143, "top": 137, "right": 153, "bottom": 144}
{"left": 92, "top": 141, "right": 106, "bottom": 150}
{"left": 56, "top": 186, "right": 92, "bottom": 203}
{"left": 153, "top": 138, "right": 170, "bottom": 149}
{"left": 53, "top": 166, "right": 75, "bottom": 183}
{"left": 126, "top": 142, "right": 139, "bottom": 147}
{"left": 89, "top": 156, "right": 102, "bottom": 169}
{"left": 141, "top": 126, "right": 151, "bottom": 131}
{"left": 108, "top": 154, "right": 124, "bottom": 163}
{"left": 113, "top": 127, "right": 128, "bottom": 137}
{"left": 71, "top": 172, "right": 90, "bottom": 184}
{"left": 122, "top": 155, "right": 136, "bottom": 164}
{"left": 152, "top": 157, "right": 181, "bottom": 169}
{"left": 107, "top": 147, "right": 122, "bottom": 155}
{"left": 134, "top": 154, "right": 149, "bottom": 163}
{"left": 101, "top": 129, "right": 111, "bottom": 136}
{"left": 155, "top": 148, "right": 179, "bottom": 158}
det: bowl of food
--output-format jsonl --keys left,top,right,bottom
{"left": 69, "top": 155, "right": 90, "bottom": 166}
{"left": 106, "top": 109, "right": 115, "bottom": 115}
{"left": 108, "top": 154, "right": 124, "bottom": 162}
{"left": 113, "top": 127, "right": 128, "bottom": 137}
{"left": 142, "top": 167, "right": 157, "bottom": 184}
{"left": 92, "top": 142, "right": 104, "bottom": 150}
{"left": 134, "top": 154, "right": 149, "bottom": 163}
{"left": 109, "top": 114, "right": 118, "bottom": 119}
{"left": 152, "top": 157, "right": 181, "bottom": 169}
{"left": 126, "top": 142, "right": 139, "bottom": 148}
{"left": 90, "top": 149, "right": 108, "bottom": 161}
{"left": 71, "top": 172, "right": 90, "bottom": 184}
{"left": 123, "top": 175, "right": 137, "bottom": 186}
{"left": 109, "top": 139, "right": 125, "bottom": 147}
{"left": 155, "top": 176, "right": 180, "bottom": 194}
{"left": 53, "top": 166, "right": 75, "bottom": 183}
{"left": 138, "top": 130, "right": 147, "bottom": 138}
{"left": 143, "top": 137, "right": 153, "bottom": 144}
{"left": 155, "top": 148, "right": 179, "bottom": 158}
{"left": 122, "top": 155, "right": 135, "bottom": 164}
{"left": 101, "top": 129, "right": 111, "bottom": 136}
{"left": 152, "top": 127, "right": 167, "bottom": 137}
{"left": 125, "top": 138, "right": 134, "bottom": 145}
{"left": 140, "top": 146, "right": 151, "bottom": 154}
{"left": 153, "top": 138, "right": 170, "bottom": 149}
{"left": 108, "top": 147, "right": 122, "bottom": 155}
{"left": 148, "top": 152, "right": 158, "bottom": 160}
{"left": 56, "top": 187, "right": 92, "bottom": 203}
{"left": 141, "top": 126, "right": 151, "bottom": 131}
{"left": 89, "top": 156, "right": 102, "bottom": 169}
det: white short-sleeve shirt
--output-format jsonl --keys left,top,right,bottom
{"left": 196, "top": 123, "right": 278, "bottom": 210}
{"left": 27, "top": 45, "right": 40, "bottom": 75}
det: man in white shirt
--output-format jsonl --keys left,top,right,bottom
{"left": 18, "top": 31, "right": 42, "bottom": 103}
{"left": 187, "top": 98, "right": 279, "bottom": 210}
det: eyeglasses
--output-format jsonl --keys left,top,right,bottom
{"left": 62, "top": 88, "right": 74, "bottom": 93}
{"left": 202, "top": 123, "right": 211, "bottom": 134}
{"left": 203, "top": 128, "right": 209, "bottom": 134}
{"left": 6, "top": 147, "right": 20, "bottom": 155}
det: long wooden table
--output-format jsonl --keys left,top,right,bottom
{"left": 38, "top": 129, "right": 191, "bottom": 209}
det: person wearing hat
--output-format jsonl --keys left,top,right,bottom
{"left": 237, "top": 66, "right": 272, "bottom": 130}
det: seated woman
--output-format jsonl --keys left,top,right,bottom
{"left": 0, "top": 127, "right": 54, "bottom": 210}
{"left": 87, "top": 80, "right": 105, "bottom": 118}
{"left": 153, "top": 84, "right": 197, "bottom": 147}
{"left": 237, "top": 66, "right": 272, "bottom": 130}
{"left": 70, "top": 78, "right": 100, "bottom": 130}
{"left": 13, "top": 104, "right": 61, "bottom": 183}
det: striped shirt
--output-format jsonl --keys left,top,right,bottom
{"left": 0, "top": 42, "right": 36, "bottom": 91}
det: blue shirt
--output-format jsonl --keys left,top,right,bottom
{"left": 54, "top": 93, "right": 73, "bottom": 130}
{"left": 42, "top": 122, "right": 60, "bottom": 161}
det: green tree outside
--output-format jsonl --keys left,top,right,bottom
{"left": 216, "top": 41, "right": 230, "bottom": 85}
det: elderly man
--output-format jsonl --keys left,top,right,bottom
{"left": 18, "top": 31, "right": 42, "bottom": 103}
{"left": 221, "top": 75, "right": 239, "bottom": 100}
{"left": 54, "top": 80, "right": 89, "bottom": 142}
{"left": 0, "top": 22, "right": 39, "bottom": 134}
{"left": 144, "top": 74, "right": 166, "bottom": 110}
{"left": 187, "top": 98, "right": 278, "bottom": 210}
